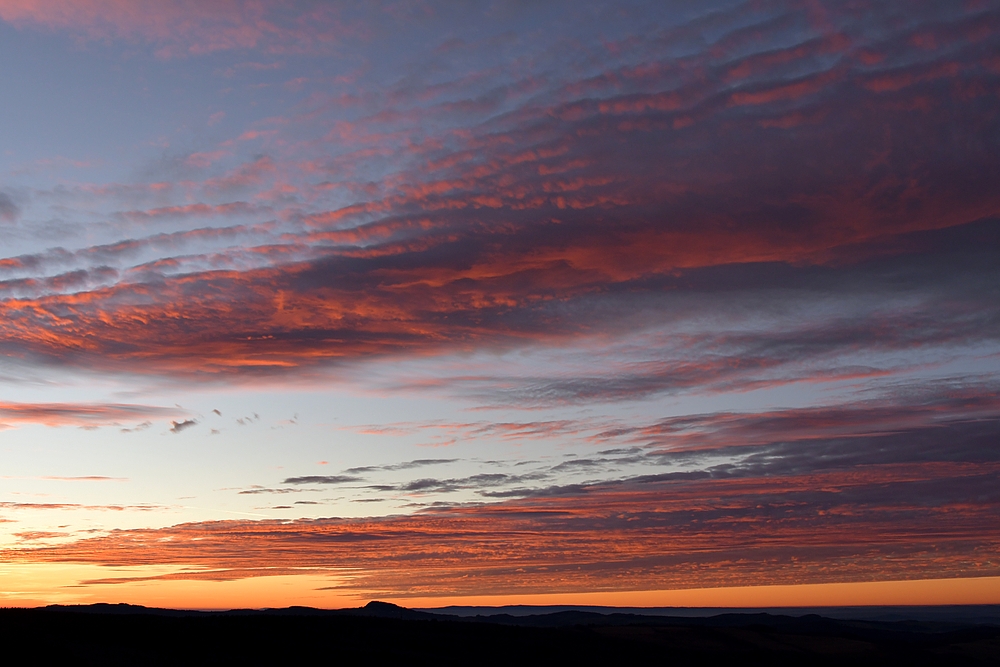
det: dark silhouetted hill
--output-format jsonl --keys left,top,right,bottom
{"left": 2, "top": 602, "right": 998, "bottom": 665}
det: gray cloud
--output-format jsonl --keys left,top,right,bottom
{"left": 282, "top": 475, "right": 362, "bottom": 485}
{"left": 169, "top": 419, "right": 197, "bottom": 433}
{"left": 344, "top": 458, "right": 458, "bottom": 474}
{"left": 238, "top": 487, "right": 301, "bottom": 495}
{"left": 0, "top": 192, "right": 19, "bottom": 223}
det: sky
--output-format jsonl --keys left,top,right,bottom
{"left": 0, "top": 0, "right": 999, "bottom": 610}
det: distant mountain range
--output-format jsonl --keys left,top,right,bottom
{"left": 8, "top": 601, "right": 998, "bottom": 665}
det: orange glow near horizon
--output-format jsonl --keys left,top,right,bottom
{"left": 3, "top": 562, "right": 999, "bottom": 610}
{"left": 395, "top": 577, "right": 1000, "bottom": 610}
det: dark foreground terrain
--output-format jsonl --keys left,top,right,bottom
{"left": 2, "top": 601, "right": 998, "bottom": 665}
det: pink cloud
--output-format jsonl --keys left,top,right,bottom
{"left": 0, "top": 401, "right": 181, "bottom": 427}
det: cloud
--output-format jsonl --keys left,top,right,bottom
{"left": 2, "top": 219, "right": 997, "bottom": 383}
{"left": 169, "top": 419, "right": 197, "bottom": 433}
{"left": 238, "top": 487, "right": 309, "bottom": 495}
{"left": 121, "top": 421, "right": 152, "bottom": 433}
{"left": 38, "top": 476, "right": 126, "bottom": 482}
{"left": 0, "top": 1, "right": 994, "bottom": 403}
{"left": 281, "top": 475, "right": 362, "bottom": 485}
{"left": 0, "top": 401, "right": 180, "bottom": 428}
{"left": 343, "top": 458, "right": 458, "bottom": 474}
{"left": 0, "top": 501, "right": 161, "bottom": 511}
{"left": 0, "top": 223, "right": 280, "bottom": 301}
{"left": 0, "top": 0, "right": 360, "bottom": 57}
{"left": 255, "top": 382, "right": 1000, "bottom": 506}
{"left": 11, "top": 447, "right": 999, "bottom": 596}
{"left": 116, "top": 202, "right": 267, "bottom": 223}
{"left": 393, "top": 472, "right": 539, "bottom": 494}
{"left": 14, "top": 531, "right": 69, "bottom": 541}
{"left": 0, "top": 192, "right": 19, "bottom": 222}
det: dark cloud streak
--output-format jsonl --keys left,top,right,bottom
{"left": 282, "top": 475, "right": 363, "bottom": 485}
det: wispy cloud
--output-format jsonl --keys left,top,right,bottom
{"left": 0, "top": 502, "right": 162, "bottom": 512}
{"left": 269, "top": 379, "right": 1000, "bottom": 504}
{"left": 0, "top": 401, "right": 181, "bottom": 428}
{"left": 281, "top": 475, "right": 361, "bottom": 485}
{"left": 37, "top": 476, "right": 127, "bottom": 482}
{"left": 169, "top": 419, "right": 197, "bottom": 433}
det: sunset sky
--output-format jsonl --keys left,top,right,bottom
{"left": 1, "top": 0, "right": 999, "bottom": 610}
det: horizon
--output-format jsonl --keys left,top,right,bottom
{"left": 1, "top": 0, "right": 999, "bottom": 610}
{"left": 22, "top": 596, "right": 1000, "bottom": 614}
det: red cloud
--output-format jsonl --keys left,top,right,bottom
{"left": 0, "top": 0, "right": 995, "bottom": 383}
{"left": 9, "top": 459, "right": 999, "bottom": 597}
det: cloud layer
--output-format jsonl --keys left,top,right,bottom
{"left": 0, "top": 0, "right": 355, "bottom": 57}
{"left": 1, "top": 0, "right": 997, "bottom": 383}
{"left": 11, "top": 383, "right": 1000, "bottom": 596}
{"left": 14, "top": 451, "right": 999, "bottom": 597}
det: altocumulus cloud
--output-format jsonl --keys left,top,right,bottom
{"left": 0, "top": 1, "right": 997, "bottom": 384}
